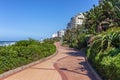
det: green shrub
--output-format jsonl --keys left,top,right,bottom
{"left": 100, "top": 53, "right": 120, "bottom": 80}
{"left": 86, "top": 28, "right": 120, "bottom": 80}
{"left": 77, "top": 33, "right": 87, "bottom": 49}
{"left": 63, "top": 26, "right": 120, "bottom": 80}
{"left": 0, "top": 39, "right": 56, "bottom": 74}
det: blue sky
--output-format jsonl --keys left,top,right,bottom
{"left": 0, "top": 0, "right": 98, "bottom": 41}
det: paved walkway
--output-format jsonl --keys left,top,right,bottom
{"left": 1, "top": 42, "right": 98, "bottom": 80}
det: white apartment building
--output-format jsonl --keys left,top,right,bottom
{"left": 57, "top": 30, "right": 65, "bottom": 37}
{"left": 52, "top": 29, "right": 65, "bottom": 38}
{"left": 52, "top": 33, "right": 58, "bottom": 38}
{"left": 67, "top": 13, "right": 84, "bottom": 29}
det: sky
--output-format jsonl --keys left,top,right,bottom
{"left": 0, "top": 0, "right": 98, "bottom": 41}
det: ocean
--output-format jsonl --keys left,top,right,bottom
{"left": 0, "top": 41, "right": 16, "bottom": 46}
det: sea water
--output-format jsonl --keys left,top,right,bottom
{"left": 0, "top": 41, "right": 16, "bottom": 46}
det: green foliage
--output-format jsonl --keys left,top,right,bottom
{"left": 51, "top": 37, "right": 61, "bottom": 42}
{"left": 77, "top": 33, "right": 87, "bottom": 49}
{"left": 99, "top": 48, "right": 120, "bottom": 80}
{"left": 63, "top": 26, "right": 87, "bottom": 48}
{"left": 14, "top": 38, "right": 40, "bottom": 46}
{"left": 87, "top": 28, "right": 120, "bottom": 80}
{"left": 43, "top": 39, "right": 55, "bottom": 44}
{"left": 0, "top": 39, "right": 56, "bottom": 74}
{"left": 84, "top": 0, "right": 120, "bottom": 34}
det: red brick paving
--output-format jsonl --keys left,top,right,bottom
{"left": 55, "top": 48, "right": 98, "bottom": 80}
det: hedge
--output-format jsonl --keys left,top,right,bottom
{"left": 0, "top": 39, "right": 56, "bottom": 74}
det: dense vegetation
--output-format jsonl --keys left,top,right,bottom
{"left": 63, "top": 0, "right": 120, "bottom": 80}
{"left": 0, "top": 39, "right": 56, "bottom": 74}
{"left": 87, "top": 28, "right": 120, "bottom": 80}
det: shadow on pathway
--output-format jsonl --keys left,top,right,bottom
{"left": 55, "top": 48, "right": 97, "bottom": 80}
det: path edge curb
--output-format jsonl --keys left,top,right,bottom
{"left": 66, "top": 48, "right": 102, "bottom": 80}
{"left": 0, "top": 43, "right": 58, "bottom": 79}
{"left": 86, "top": 61, "right": 102, "bottom": 80}
{"left": 82, "top": 48, "right": 102, "bottom": 80}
